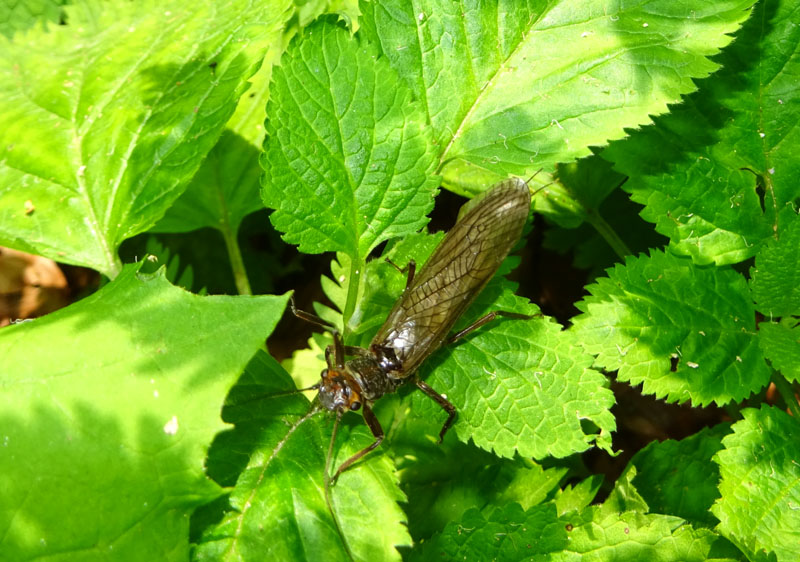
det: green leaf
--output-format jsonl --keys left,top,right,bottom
{"left": 419, "top": 282, "right": 616, "bottom": 459}
{"left": 261, "top": 17, "right": 439, "bottom": 259}
{"left": 195, "top": 352, "right": 411, "bottom": 562}
{"left": 555, "top": 475, "right": 604, "bottom": 516}
{"left": 154, "top": 38, "right": 280, "bottom": 236}
{"left": 360, "top": 0, "right": 755, "bottom": 191}
{"left": 750, "top": 212, "right": 800, "bottom": 318}
{"left": 412, "top": 503, "right": 565, "bottom": 561}
{"left": 628, "top": 425, "right": 731, "bottom": 526}
{"left": 0, "top": 0, "right": 64, "bottom": 38}
{"left": 0, "top": 264, "right": 288, "bottom": 561}
{"left": 758, "top": 320, "right": 800, "bottom": 383}
{"left": 0, "top": 0, "right": 291, "bottom": 277}
{"left": 416, "top": 501, "right": 743, "bottom": 561}
{"left": 603, "top": 0, "right": 799, "bottom": 266}
{"left": 391, "top": 403, "right": 567, "bottom": 541}
{"left": 553, "top": 507, "right": 743, "bottom": 561}
{"left": 571, "top": 250, "right": 770, "bottom": 406}
{"left": 712, "top": 406, "right": 800, "bottom": 562}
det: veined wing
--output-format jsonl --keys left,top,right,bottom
{"left": 372, "top": 178, "right": 531, "bottom": 376}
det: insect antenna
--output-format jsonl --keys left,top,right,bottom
{"left": 323, "top": 410, "right": 343, "bottom": 493}
{"left": 224, "top": 382, "right": 321, "bottom": 408}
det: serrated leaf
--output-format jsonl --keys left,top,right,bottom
{"left": 153, "top": 31, "right": 282, "bottom": 235}
{"left": 751, "top": 213, "right": 800, "bottom": 318}
{"left": 629, "top": 425, "right": 731, "bottom": 527}
{"left": 195, "top": 352, "right": 411, "bottom": 562}
{"left": 758, "top": 320, "right": 800, "bottom": 383}
{"left": 571, "top": 250, "right": 770, "bottom": 406}
{"left": 603, "top": 0, "right": 799, "bottom": 266}
{"left": 360, "top": 0, "right": 755, "bottom": 191}
{"left": 0, "top": 0, "right": 290, "bottom": 277}
{"left": 0, "top": 0, "right": 64, "bottom": 38}
{"left": 554, "top": 475, "right": 604, "bottom": 516}
{"left": 0, "top": 264, "right": 288, "bottom": 561}
{"left": 712, "top": 406, "right": 800, "bottom": 562}
{"left": 416, "top": 501, "right": 743, "bottom": 561}
{"left": 553, "top": 507, "right": 743, "bottom": 561}
{"left": 412, "top": 503, "right": 565, "bottom": 561}
{"left": 261, "top": 17, "right": 439, "bottom": 258}
{"left": 418, "top": 282, "right": 616, "bottom": 459}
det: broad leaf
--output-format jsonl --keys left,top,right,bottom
{"left": 603, "top": 0, "right": 799, "bottom": 265}
{"left": 712, "top": 406, "right": 800, "bottom": 562}
{"left": 261, "top": 17, "right": 439, "bottom": 259}
{"left": 0, "top": 0, "right": 291, "bottom": 277}
{"left": 571, "top": 250, "right": 770, "bottom": 406}
{"left": 360, "top": 0, "right": 755, "bottom": 194}
{"left": 0, "top": 264, "right": 288, "bottom": 561}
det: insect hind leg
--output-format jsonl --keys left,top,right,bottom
{"left": 384, "top": 258, "right": 416, "bottom": 289}
{"left": 448, "top": 310, "right": 536, "bottom": 344}
{"left": 415, "top": 379, "right": 456, "bottom": 443}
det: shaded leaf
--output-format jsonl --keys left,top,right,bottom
{"left": 0, "top": 264, "right": 288, "bottom": 561}
{"left": 603, "top": 0, "right": 799, "bottom": 265}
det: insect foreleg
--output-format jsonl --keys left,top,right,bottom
{"left": 331, "top": 403, "right": 384, "bottom": 483}
{"left": 448, "top": 310, "right": 536, "bottom": 344}
{"left": 290, "top": 295, "right": 336, "bottom": 330}
{"left": 415, "top": 379, "right": 456, "bottom": 443}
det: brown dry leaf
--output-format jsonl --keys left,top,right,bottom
{"left": 0, "top": 247, "right": 69, "bottom": 326}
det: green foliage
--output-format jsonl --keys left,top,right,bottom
{"left": 1, "top": 0, "right": 799, "bottom": 561}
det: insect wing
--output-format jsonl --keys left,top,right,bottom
{"left": 372, "top": 178, "right": 531, "bottom": 375}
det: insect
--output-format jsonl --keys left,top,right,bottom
{"left": 294, "top": 177, "right": 532, "bottom": 483}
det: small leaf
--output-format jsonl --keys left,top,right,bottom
{"left": 0, "top": 0, "right": 63, "bottom": 38}
{"left": 629, "top": 425, "right": 731, "bottom": 526}
{"left": 261, "top": 18, "right": 439, "bottom": 258}
{"left": 556, "top": 506, "right": 743, "bottom": 561}
{"left": 571, "top": 250, "right": 770, "bottom": 406}
{"left": 712, "top": 406, "right": 800, "bottom": 562}
{"left": 412, "top": 503, "right": 565, "bottom": 561}
{"left": 0, "top": 264, "right": 288, "bottom": 561}
{"left": 758, "top": 320, "right": 800, "bottom": 383}
{"left": 750, "top": 213, "right": 800, "bottom": 318}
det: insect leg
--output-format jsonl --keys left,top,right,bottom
{"left": 448, "top": 310, "right": 535, "bottom": 344}
{"left": 324, "top": 331, "right": 346, "bottom": 369}
{"left": 331, "top": 403, "right": 384, "bottom": 483}
{"left": 415, "top": 379, "right": 456, "bottom": 443}
{"left": 385, "top": 258, "right": 417, "bottom": 289}
{"left": 290, "top": 295, "right": 336, "bottom": 330}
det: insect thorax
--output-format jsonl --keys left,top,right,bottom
{"left": 347, "top": 354, "right": 405, "bottom": 402}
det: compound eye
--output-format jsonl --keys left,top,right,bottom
{"left": 350, "top": 401, "right": 361, "bottom": 411}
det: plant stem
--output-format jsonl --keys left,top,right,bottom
{"left": 342, "top": 255, "right": 363, "bottom": 342}
{"left": 585, "top": 211, "right": 631, "bottom": 259}
{"left": 772, "top": 373, "right": 800, "bottom": 419}
{"left": 222, "top": 226, "right": 252, "bottom": 295}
